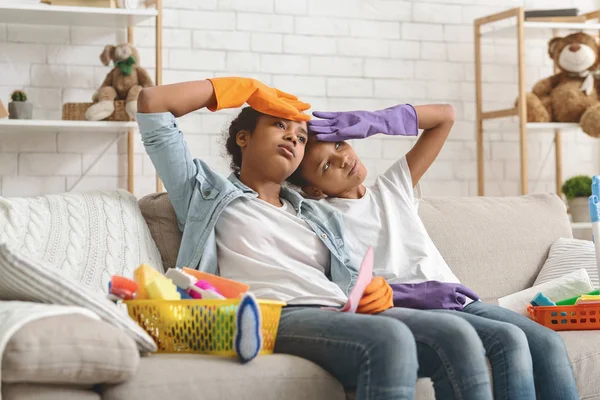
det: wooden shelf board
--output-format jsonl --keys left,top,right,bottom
{"left": 526, "top": 122, "right": 581, "bottom": 131}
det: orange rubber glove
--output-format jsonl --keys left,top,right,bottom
{"left": 207, "top": 77, "right": 310, "bottom": 122}
{"left": 357, "top": 277, "right": 394, "bottom": 315}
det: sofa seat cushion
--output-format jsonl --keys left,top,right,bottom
{"left": 560, "top": 330, "right": 600, "bottom": 399}
{"left": 2, "top": 315, "right": 139, "bottom": 385}
{"left": 2, "top": 383, "right": 100, "bottom": 400}
{"left": 102, "top": 354, "right": 345, "bottom": 400}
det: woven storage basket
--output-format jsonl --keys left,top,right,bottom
{"left": 62, "top": 101, "right": 133, "bottom": 122}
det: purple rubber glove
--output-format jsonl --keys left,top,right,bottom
{"left": 390, "top": 281, "right": 480, "bottom": 311}
{"left": 308, "top": 104, "right": 418, "bottom": 142}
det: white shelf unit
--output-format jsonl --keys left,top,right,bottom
{"left": 0, "top": 119, "right": 137, "bottom": 134}
{"left": 482, "top": 20, "right": 600, "bottom": 38}
{"left": 0, "top": 1, "right": 163, "bottom": 193}
{"left": 571, "top": 222, "right": 593, "bottom": 230}
{"left": 0, "top": 3, "right": 157, "bottom": 28}
{"left": 474, "top": 8, "right": 600, "bottom": 196}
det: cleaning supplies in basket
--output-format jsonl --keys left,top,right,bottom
{"left": 165, "top": 268, "right": 226, "bottom": 300}
{"left": 107, "top": 265, "right": 270, "bottom": 363}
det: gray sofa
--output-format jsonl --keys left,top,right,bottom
{"left": 3, "top": 192, "right": 599, "bottom": 400}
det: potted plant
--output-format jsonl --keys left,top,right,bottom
{"left": 8, "top": 90, "right": 33, "bottom": 120}
{"left": 561, "top": 175, "right": 593, "bottom": 222}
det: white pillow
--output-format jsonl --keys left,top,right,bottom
{"left": 0, "top": 243, "right": 157, "bottom": 353}
{"left": 534, "top": 237, "right": 599, "bottom": 289}
{"left": 0, "top": 189, "right": 163, "bottom": 294}
{"left": 498, "top": 268, "right": 594, "bottom": 316}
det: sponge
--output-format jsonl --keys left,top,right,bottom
{"left": 146, "top": 276, "right": 181, "bottom": 301}
{"left": 134, "top": 264, "right": 163, "bottom": 300}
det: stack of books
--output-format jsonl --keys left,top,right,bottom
{"left": 524, "top": 8, "right": 585, "bottom": 22}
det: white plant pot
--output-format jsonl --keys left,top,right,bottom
{"left": 568, "top": 197, "right": 591, "bottom": 222}
{"left": 8, "top": 101, "right": 33, "bottom": 120}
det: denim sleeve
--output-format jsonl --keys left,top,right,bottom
{"left": 137, "top": 112, "right": 198, "bottom": 229}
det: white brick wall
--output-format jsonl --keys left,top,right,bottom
{"left": 1, "top": 0, "right": 598, "bottom": 198}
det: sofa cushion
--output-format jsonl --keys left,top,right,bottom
{"left": 559, "top": 330, "right": 600, "bottom": 399}
{"left": 0, "top": 189, "right": 163, "bottom": 294}
{"left": 138, "top": 193, "right": 181, "bottom": 273}
{"left": 2, "top": 383, "right": 100, "bottom": 400}
{"left": 418, "top": 193, "right": 572, "bottom": 300}
{"left": 2, "top": 315, "right": 139, "bottom": 385}
{"left": 102, "top": 354, "right": 345, "bottom": 400}
{"left": 534, "top": 237, "right": 599, "bottom": 289}
{"left": 0, "top": 243, "right": 157, "bottom": 353}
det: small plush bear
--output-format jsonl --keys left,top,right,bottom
{"left": 86, "top": 43, "right": 154, "bottom": 122}
{"left": 525, "top": 32, "right": 600, "bottom": 138}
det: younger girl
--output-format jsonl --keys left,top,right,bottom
{"left": 136, "top": 77, "right": 494, "bottom": 400}
{"left": 289, "top": 102, "right": 580, "bottom": 400}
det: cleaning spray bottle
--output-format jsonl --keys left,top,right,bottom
{"left": 590, "top": 176, "right": 600, "bottom": 282}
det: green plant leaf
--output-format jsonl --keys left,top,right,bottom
{"left": 561, "top": 175, "right": 592, "bottom": 200}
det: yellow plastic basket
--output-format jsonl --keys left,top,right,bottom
{"left": 124, "top": 299, "right": 285, "bottom": 356}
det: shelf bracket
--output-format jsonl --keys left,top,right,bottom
{"left": 67, "top": 132, "right": 125, "bottom": 193}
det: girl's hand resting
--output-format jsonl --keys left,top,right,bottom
{"left": 308, "top": 104, "right": 418, "bottom": 142}
{"left": 357, "top": 276, "right": 394, "bottom": 314}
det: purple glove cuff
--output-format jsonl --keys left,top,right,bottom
{"left": 381, "top": 104, "right": 419, "bottom": 137}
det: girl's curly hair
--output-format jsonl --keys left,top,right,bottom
{"left": 224, "top": 107, "right": 265, "bottom": 173}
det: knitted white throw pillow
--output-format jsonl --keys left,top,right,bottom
{"left": 0, "top": 189, "right": 163, "bottom": 294}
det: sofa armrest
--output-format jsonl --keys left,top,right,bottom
{"left": 2, "top": 314, "right": 139, "bottom": 385}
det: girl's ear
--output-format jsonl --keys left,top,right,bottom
{"left": 236, "top": 130, "right": 250, "bottom": 148}
{"left": 303, "top": 185, "right": 325, "bottom": 199}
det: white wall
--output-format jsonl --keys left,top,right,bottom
{"left": 0, "top": 0, "right": 599, "bottom": 198}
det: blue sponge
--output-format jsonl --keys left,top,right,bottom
{"left": 234, "top": 293, "right": 263, "bottom": 363}
{"left": 530, "top": 292, "right": 556, "bottom": 307}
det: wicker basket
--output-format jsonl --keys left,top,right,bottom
{"left": 62, "top": 101, "right": 133, "bottom": 122}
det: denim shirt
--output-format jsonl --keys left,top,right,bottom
{"left": 137, "top": 112, "right": 358, "bottom": 296}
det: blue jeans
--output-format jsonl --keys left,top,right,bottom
{"left": 274, "top": 307, "right": 418, "bottom": 400}
{"left": 275, "top": 307, "right": 494, "bottom": 400}
{"left": 381, "top": 308, "right": 493, "bottom": 400}
{"left": 458, "top": 301, "right": 580, "bottom": 400}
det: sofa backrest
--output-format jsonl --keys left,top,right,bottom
{"left": 418, "top": 193, "right": 572, "bottom": 301}
{"left": 139, "top": 192, "right": 572, "bottom": 302}
{"left": 138, "top": 193, "right": 181, "bottom": 273}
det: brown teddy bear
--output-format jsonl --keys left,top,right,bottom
{"left": 525, "top": 32, "right": 600, "bottom": 138}
{"left": 86, "top": 43, "right": 154, "bottom": 121}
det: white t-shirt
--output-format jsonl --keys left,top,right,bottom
{"left": 215, "top": 197, "right": 348, "bottom": 307}
{"left": 325, "top": 156, "right": 461, "bottom": 285}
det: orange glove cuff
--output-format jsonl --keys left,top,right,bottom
{"left": 207, "top": 77, "right": 253, "bottom": 112}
